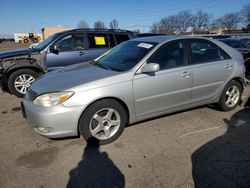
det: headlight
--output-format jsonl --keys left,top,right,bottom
{"left": 33, "top": 91, "right": 74, "bottom": 107}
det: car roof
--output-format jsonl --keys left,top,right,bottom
{"left": 219, "top": 38, "right": 242, "bottom": 42}
{"left": 62, "top": 28, "right": 135, "bottom": 35}
{"left": 131, "top": 35, "right": 213, "bottom": 43}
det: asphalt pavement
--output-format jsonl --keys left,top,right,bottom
{"left": 0, "top": 90, "right": 250, "bottom": 188}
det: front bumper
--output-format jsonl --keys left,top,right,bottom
{"left": 22, "top": 98, "right": 85, "bottom": 138}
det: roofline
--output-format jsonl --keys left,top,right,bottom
{"left": 68, "top": 28, "right": 135, "bottom": 34}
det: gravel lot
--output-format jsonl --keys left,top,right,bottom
{"left": 1, "top": 42, "right": 250, "bottom": 188}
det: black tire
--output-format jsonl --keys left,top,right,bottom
{"left": 8, "top": 69, "right": 39, "bottom": 98}
{"left": 218, "top": 80, "right": 243, "bottom": 111}
{"left": 23, "top": 38, "right": 29, "bottom": 43}
{"left": 245, "top": 61, "right": 250, "bottom": 80}
{"left": 32, "top": 38, "right": 38, "bottom": 43}
{"left": 79, "top": 99, "right": 128, "bottom": 145}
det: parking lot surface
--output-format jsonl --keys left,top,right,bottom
{"left": 0, "top": 90, "right": 250, "bottom": 188}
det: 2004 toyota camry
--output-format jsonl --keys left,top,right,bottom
{"left": 22, "top": 36, "right": 246, "bottom": 144}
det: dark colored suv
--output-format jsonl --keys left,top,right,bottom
{"left": 0, "top": 29, "right": 136, "bottom": 97}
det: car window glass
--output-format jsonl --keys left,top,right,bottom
{"left": 71, "top": 35, "right": 84, "bottom": 51}
{"left": 108, "top": 34, "right": 116, "bottom": 47}
{"left": 114, "top": 34, "right": 130, "bottom": 44}
{"left": 147, "top": 41, "right": 185, "bottom": 70}
{"left": 56, "top": 35, "right": 72, "bottom": 52}
{"left": 55, "top": 34, "right": 84, "bottom": 52}
{"left": 87, "top": 33, "right": 109, "bottom": 48}
{"left": 218, "top": 48, "right": 231, "bottom": 60}
{"left": 190, "top": 40, "right": 221, "bottom": 64}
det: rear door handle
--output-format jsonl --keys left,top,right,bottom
{"left": 182, "top": 71, "right": 191, "bottom": 78}
{"left": 225, "top": 64, "right": 233, "bottom": 69}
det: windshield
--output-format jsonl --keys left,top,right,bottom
{"left": 33, "top": 32, "right": 62, "bottom": 50}
{"left": 95, "top": 41, "right": 157, "bottom": 72}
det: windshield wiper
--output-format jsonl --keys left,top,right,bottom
{"left": 95, "top": 63, "right": 111, "bottom": 70}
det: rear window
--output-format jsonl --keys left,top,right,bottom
{"left": 114, "top": 34, "right": 130, "bottom": 44}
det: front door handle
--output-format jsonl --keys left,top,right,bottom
{"left": 78, "top": 51, "right": 85, "bottom": 56}
{"left": 182, "top": 71, "right": 191, "bottom": 78}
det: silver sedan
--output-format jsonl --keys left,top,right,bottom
{"left": 22, "top": 36, "right": 246, "bottom": 144}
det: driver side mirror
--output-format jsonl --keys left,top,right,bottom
{"left": 50, "top": 45, "right": 59, "bottom": 54}
{"left": 141, "top": 63, "right": 160, "bottom": 73}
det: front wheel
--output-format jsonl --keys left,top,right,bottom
{"left": 79, "top": 99, "right": 128, "bottom": 145}
{"left": 218, "top": 80, "right": 243, "bottom": 111}
{"left": 23, "top": 38, "right": 29, "bottom": 43}
{"left": 8, "top": 69, "right": 39, "bottom": 98}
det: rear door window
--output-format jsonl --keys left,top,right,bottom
{"left": 189, "top": 39, "right": 230, "bottom": 64}
{"left": 114, "top": 34, "right": 130, "bottom": 44}
{"left": 87, "top": 33, "right": 109, "bottom": 48}
{"left": 108, "top": 34, "right": 116, "bottom": 47}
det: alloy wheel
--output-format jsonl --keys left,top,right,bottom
{"left": 14, "top": 74, "right": 35, "bottom": 94}
{"left": 89, "top": 108, "right": 121, "bottom": 140}
{"left": 224, "top": 85, "right": 240, "bottom": 108}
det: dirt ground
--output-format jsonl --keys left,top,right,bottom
{"left": 1, "top": 42, "right": 250, "bottom": 188}
{"left": 0, "top": 41, "right": 30, "bottom": 51}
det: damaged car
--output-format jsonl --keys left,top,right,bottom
{"left": 0, "top": 29, "right": 135, "bottom": 97}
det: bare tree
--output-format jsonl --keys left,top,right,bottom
{"left": 216, "top": 12, "right": 241, "bottom": 33}
{"left": 191, "top": 10, "right": 211, "bottom": 32}
{"left": 150, "top": 16, "right": 178, "bottom": 34}
{"left": 176, "top": 10, "right": 193, "bottom": 32}
{"left": 109, "top": 19, "right": 119, "bottom": 29}
{"left": 133, "top": 29, "right": 140, "bottom": 34}
{"left": 77, "top": 20, "right": 89, "bottom": 28}
{"left": 94, "top": 21, "right": 106, "bottom": 29}
{"left": 241, "top": 3, "right": 250, "bottom": 24}
{"left": 150, "top": 22, "right": 160, "bottom": 33}
{"left": 159, "top": 16, "right": 179, "bottom": 34}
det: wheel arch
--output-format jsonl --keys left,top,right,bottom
{"left": 77, "top": 96, "right": 130, "bottom": 134}
{"left": 231, "top": 77, "right": 245, "bottom": 90}
{"left": 5, "top": 66, "right": 44, "bottom": 79}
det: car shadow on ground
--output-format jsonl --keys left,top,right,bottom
{"left": 67, "top": 138, "right": 125, "bottom": 188}
{"left": 192, "top": 107, "right": 250, "bottom": 188}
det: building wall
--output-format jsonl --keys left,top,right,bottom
{"left": 41, "top": 26, "right": 71, "bottom": 39}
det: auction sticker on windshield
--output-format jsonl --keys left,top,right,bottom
{"left": 137, "top": 43, "right": 153, "bottom": 49}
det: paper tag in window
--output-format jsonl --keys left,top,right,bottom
{"left": 137, "top": 43, "right": 153, "bottom": 49}
{"left": 95, "top": 37, "right": 106, "bottom": 45}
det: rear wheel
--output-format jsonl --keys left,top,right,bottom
{"left": 218, "top": 80, "right": 243, "bottom": 111}
{"left": 79, "top": 99, "right": 128, "bottom": 145}
{"left": 8, "top": 69, "right": 39, "bottom": 98}
{"left": 32, "top": 38, "right": 38, "bottom": 43}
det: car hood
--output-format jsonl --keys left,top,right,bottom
{"left": 30, "top": 63, "right": 121, "bottom": 94}
{"left": 0, "top": 48, "right": 36, "bottom": 59}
